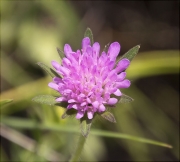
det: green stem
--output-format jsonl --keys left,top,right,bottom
{"left": 69, "top": 135, "right": 87, "bottom": 162}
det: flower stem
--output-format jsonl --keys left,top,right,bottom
{"left": 69, "top": 135, "right": 87, "bottom": 162}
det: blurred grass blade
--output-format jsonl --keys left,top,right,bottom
{"left": 0, "top": 124, "right": 64, "bottom": 161}
{"left": 32, "top": 95, "right": 58, "bottom": 106}
{"left": 84, "top": 28, "right": 94, "bottom": 45}
{"left": 0, "top": 99, "right": 13, "bottom": 107}
{"left": 1, "top": 116, "right": 172, "bottom": 148}
{"left": 37, "top": 62, "right": 62, "bottom": 78}
{"left": 92, "top": 129, "right": 173, "bottom": 149}
{"left": 116, "top": 45, "right": 140, "bottom": 64}
{"left": 127, "top": 50, "right": 179, "bottom": 79}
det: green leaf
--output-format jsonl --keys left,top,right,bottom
{"left": 0, "top": 99, "right": 13, "bottom": 107}
{"left": 80, "top": 117, "right": 92, "bottom": 137}
{"left": 32, "top": 95, "right": 68, "bottom": 108}
{"left": 101, "top": 111, "right": 116, "bottom": 123}
{"left": 32, "top": 95, "right": 58, "bottom": 106}
{"left": 116, "top": 45, "right": 140, "bottom": 64}
{"left": 84, "top": 28, "right": 94, "bottom": 45}
{"left": 119, "top": 94, "right": 134, "bottom": 103}
{"left": 56, "top": 47, "right": 65, "bottom": 59}
{"left": 103, "top": 43, "right": 110, "bottom": 53}
{"left": 37, "top": 62, "right": 62, "bottom": 78}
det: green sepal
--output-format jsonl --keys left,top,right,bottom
{"left": 119, "top": 94, "right": 134, "bottom": 103}
{"left": 84, "top": 28, "right": 94, "bottom": 45}
{"left": 0, "top": 99, "right": 13, "bottom": 107}
{"left": 61, "top": 108, "right": 77, "bottom": 119}
{"left": 116, "top": 45, "right": 140, "bottom": 64}
{"left": 103, "top": 43, "right": 110, "bottom": 53}
{"left": 37, "top": 62, "right": 62, "bottom": 78}
{"left": 56, "top": 47, "right": 65, "bottom": 59}
{"left": 80, "top": 117, "right": 92, "bottom": 137}
{"left": 100, "top": 111, "right": 116, "bottom": 123}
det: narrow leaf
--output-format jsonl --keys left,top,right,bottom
{"left": 0, "top": 99, "right": 13, "bottom": 107}
{"left": 84, "top": 28, "right": 94, "bottom": 45}
{"left": 92, "top": 130, "right": 173, "bottom": 149}
{"left": 37, "top": 62, "right": 62, "bottom": 78}
{"left": 56, "top": 47, "right": 64, "bottom": 59}
{"left": 80, "top": 118, "right": 92, "bottom": 137}
{"left": 32, "top": 95, "right": 58, "bottom": 106}
{"left": 101, "top": 111, "right": 116, "bottom": 123}
{"left": 103, "top": 43, "right": 110, "bottom": 53}
{"left": 119, "top": 94, "right": 134, "bottom": 103}
{"left": 116, "top": 45, "right": 140, "bottom": 64}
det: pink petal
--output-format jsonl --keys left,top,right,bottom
{"left": 116, "top": 59, "right": 130, "bottom": 73}
{"left": 79, "top": 93, "right": 86, "bottom": 98}
{"left": 72, "top": 104, "right": 78, "bottom": 109}
{"left": 80, "top": 102, "right": 87, "bottom": 106}
{"left": 117, "top": 72, "right": 126, "bottom": 81}
{"left": 103, "top": 93, "right": 110, "bottom": 100}
{"left": 67, "top": 103, "right": 74, "bottom": 109}
{"left": 56, "top": 97, "right": 66, "bottom": 102}
{"left": 108, "top": 42, "right": 120, "bottom": 61}
{"left": 92, "top": 101, "right": 99, "bottom": 108}
{"left": 53, "top": 77, "right": 62, "bottom": 83}
{"left": 108, "top": 61, "right": 115, "bottom": 70}
{"left": 98, "top": 52, "right": 108, "bottom": 66}
{"left": 68, "top": 99, "right": 76, "bottom": 103}
{"left": 64, "top": 89, "right": 72, "bottom": 94}
{"left": 108, "top": 98, "right": 118, "bottom": 105}
{"left": 113, "top": 89, "right": 122, "bottom": 96}
{"left": 48, "top": 82, "right": 59, "bottom": 91}
{"left": 64, "top": 44, "right": 72, "bottom": 58}
{"left": 76, "top": 111, "right": 84, "bottom": 119}
{"left": 51, "top": 61, "right": 61, "bottom": 70}
{"left": 87, "top": 111, "right": 94, "bottom": 119}
{"left": 107, "top": 69, "right": 117, "bottom": 81}
{"left": 93, "top": 42, "right": 100, "bottom": 58}
{"left": 59, "top": 66, "right": 70, "bottom": 76}
{"left": 82, "top": 37, "right": 91, "bottom": 51}
{"left": 116, "top": 79, "right": 131, "bottom": 88}
{"left": 86, "top": 98, "right": 91, "bottom": 103}
{"left": 86, "top": 46, "right": 93, "bottom": 55}
{"left": 62, "top": 58, "right": 71, "bottom": 67}
{"left": 99, "top": 104, "right": 106, "bottom": 112}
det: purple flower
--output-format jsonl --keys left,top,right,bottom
{"left": 48, "top": 37, "right": 131, "bottom": 120}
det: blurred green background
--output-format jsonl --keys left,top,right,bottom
{"left": 0, "top": 1, "right": 179, "bottom": 161}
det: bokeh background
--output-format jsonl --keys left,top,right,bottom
{"left": 1, "top": 1, "right": 179, "bottom": 161}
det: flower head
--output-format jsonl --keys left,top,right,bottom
{"left": 48, "top": 37, "right": 131, "bottom": 120}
